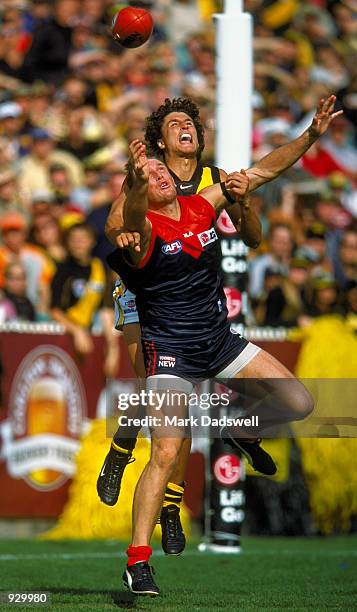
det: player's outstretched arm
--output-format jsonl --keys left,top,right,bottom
{"left": 105, "top": 169, "right": 142, "bottom": 252}
{"left": 122, "top": 140, "right": 152, "bottom": 265}
{"left": 246, "top": 95, "right": 343, "bottom": 191}
{"left": 226, "top": 171, "right": 262, "bottom": 249}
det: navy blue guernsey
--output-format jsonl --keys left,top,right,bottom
{"left": 107, "top": 194, "right": 232, "bottom": 351}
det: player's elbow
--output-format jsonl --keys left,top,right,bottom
{"left": 243, "top": 230, "right": 262, "bottom": 250}
{"left": 246, "top": 237, "right": 261, "bottom": 249}
{"left": 105, "top": 222, "right": 118, "bottom": 245}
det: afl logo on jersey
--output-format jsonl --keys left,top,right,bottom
{"left": 162, "top": 240, "right": 182, "bottom": 255}
{"left": 198, "top": 228, "right": 218, "bottom": 247}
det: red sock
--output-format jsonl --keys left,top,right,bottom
{"left": 127, "top": 545, "right": 152, "bottom": 567}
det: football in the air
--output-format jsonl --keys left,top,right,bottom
{"left": 112, "top": 6, "right": 154, "bottom": 48}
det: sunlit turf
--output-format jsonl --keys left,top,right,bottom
{"left": 0, "top": 536, "right": 356, "bottom": 611}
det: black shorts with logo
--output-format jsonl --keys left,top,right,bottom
{"left": 142, "top": 328, "right": 249, "bottom": 383}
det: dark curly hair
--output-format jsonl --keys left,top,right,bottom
{"left": 144, "top": 98, "right": 205, "bottom": 160}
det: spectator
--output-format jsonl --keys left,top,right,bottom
{"left": 0, "top": 212, "right": 52, "bottom": 316}
{"left": 301, "top": 222, "right": 332, "bottom": 275}
{"left": 0, "top": 170, "right": 27, "bottom": 223}
{"left": 322, "top": 117, "right": 357, "bottom": 181}
{"left": 333, "top": 229, "right": 357, "bottom": 289}
{"left": 0, "top": 101, "right": 24, "bottom": 159}
{"left": 50, "top": 222, "right": 106, "bottom": 354}
{"left": 2, "top": 261, "right": 36, "bottom": 321}
{"left": 0, "top": 7, "right": 29, "bottom": 79}
{"left": 30, "top": 212, "right": 67, "bottom": 266}
{"left": 21, "top": 0, "right": 81, "bottom": 85}
{"left": 18, "top": 128, "right": 83, "bottom": 203}
{"left": 302, "top": 273, "right": 340, "bottom": 323}
{"left": 249, "top": 223, "right": 294, "bottom": 300}
{"left": 87, "top": 169, "right": 126, "bottom": 264}
{"left": 59, "top": 107, "right": 104, "bottom": 160}
{"left": 343, "top": 280, "right": 357, "bottom": 332}
{"left": 30, "top": 189, "right": 55, "bottom": 216}
{"left": 256, "top": 256, "right": 311, "bottom": 328}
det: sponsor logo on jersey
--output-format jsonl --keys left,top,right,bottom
{"left": 179, "top": 184, "right": 193, "bottom": 190}
{"left": 183, "top": 231, "right": 194, "bottom": 238}
{"left": 197, "top": 227, "right": 218, "bottom": 247}
{"left": 162, "top": 240, "right": 182, "bottom": 255}
{"left": 158, "top": 355, "right": 176, "bottom": 368}
{"left": 125, "top": 299, "right": 137, "bottom": 312}
{"left": 213, "top": 454, "right": 241, "bottom": 485}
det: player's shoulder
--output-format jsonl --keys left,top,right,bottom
{"left": 196, "top": 163, "right": 223, "bottom": 191}
{"left": 202, "top": 163, "right": 223, "bottom": 182}
{"left": 178, "top": 193, "right": 215, "bottom": 218}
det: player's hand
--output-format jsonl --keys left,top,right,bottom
{"left": 309, "top": 95, "right": 343, "bottom": 139}
{"left": 116, "top": 229, "right": 141, "bottom": 252}
{"left": 129, "top": 139, "right": 149, "bottom": 184}
{"left": 225, "top": 169, "right": 250, "bottom": 200}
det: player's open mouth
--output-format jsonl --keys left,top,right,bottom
{"left": 179, "top": 133, "right": 193, "bottom": 144}
{"left": 160, "top": 181, "right": 170, "bottom": 190}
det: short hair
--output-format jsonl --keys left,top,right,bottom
{"left": 4, "top": 261, "right": 26, "bottom": 280}
{"left": 64, "top": 222, "right": 96, "bottom": 244}
{"left": 269, "top": 223, "right": 292, "bottom": 238}
{"left": 144, "top": 97, "right": 205, "bottom": 159}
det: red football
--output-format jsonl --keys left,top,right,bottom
{"left": 112, "top": 6, "right": 154, "bottom": 48}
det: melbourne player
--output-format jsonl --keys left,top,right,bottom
{"left": 109, "top": 141, "right": 313, "bottom": 595}
{"left": 97, "top": 95, "right": 342, "bottom": 556}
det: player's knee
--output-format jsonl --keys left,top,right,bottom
{"left": 291, "top": 385, "right": 314, "bottom": 420}
{"left": 152, "top": 440, "right": 181, "bottom": 472}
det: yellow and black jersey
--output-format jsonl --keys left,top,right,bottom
{"left": 169, "top": 163, "right": 221, "bottom": 196}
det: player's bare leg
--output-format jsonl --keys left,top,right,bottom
{"left": 131, "top": 436, "right": 184, "bottom": 547}
{"left": 221, "top": 349, "right": 314, "bottom": 474}
{"left": 97, "top": 322, "right": 190, "bottom": 553}
{"left": 124, "top": 390, "right": 187, "bottom": 596}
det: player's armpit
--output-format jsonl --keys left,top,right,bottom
{"left": 198, "top": 182, "right": 227, "bottom": 212}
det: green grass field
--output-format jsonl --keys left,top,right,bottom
{"left": 0, "top": 537, "right": 356, "bottom": 611}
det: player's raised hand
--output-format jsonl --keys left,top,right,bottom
{"left": 309, "top": 95, "right": 344, "bottom": 138}
{"left": 129, "top": 139, "right": 149, "bottom": 183}
{"left": 225, "top": 169, "right": 250, "bottom": 200}
{"left": 116, "top": 229, "right": 141, "bottom": 252}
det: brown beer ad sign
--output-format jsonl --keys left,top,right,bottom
{"left": 2, "top": 345, "right": 87, "bottom": 491}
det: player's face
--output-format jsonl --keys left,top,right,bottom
{"left": 67, "top": 228, "right": 94, "bottom": 261}
{"left": 159, "top": 112, "right": 199, "bottom": 158}
{"left": 147, "top": 159, "right": 176, "bottom": 204}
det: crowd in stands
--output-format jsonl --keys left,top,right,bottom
{"left": 0, "top": 0, "right": 356, "bottom": 345}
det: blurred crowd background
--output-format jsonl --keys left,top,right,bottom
{"left": 0, "top": 0, "right": 356, "bottom": 345}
